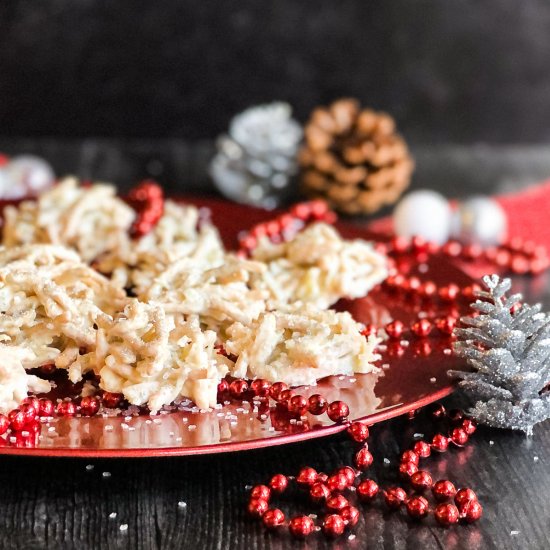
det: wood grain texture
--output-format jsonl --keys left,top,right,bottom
{"left": 0, "top": 142, "right": 549, "bottom": 549}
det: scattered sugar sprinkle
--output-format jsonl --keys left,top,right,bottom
{"left": 119, "top": 524, "right": 128, "bottom": 532}
{"left": 413, "top": 433, "right": 424, "bottom": 439}
{"left": 489, "top": 440, "right": 494, "bottom": 445}
{"left": 188, "top": 425, "right": 197, "bottom": 431}
{"left": 105, "top": 425, "right": 113, "bottom": 432}
{"left": 511, "top": 530, "right": 519, "bottom": 536}
{"left": 85, "top": 464, "right": 94, "bottom": 471}
{"left": 443, "top": 348, "right": 452, "bottom": 356}
{"left": 178, "top": 501, "right": 187, "bottom": 509}
{"left": 534, "top": 456, "right": 539, "bottom": 462}
{"left": 430, "top": 377, "right": 437, "bottom": 383}
{"left": 348, "top": 534, "right": 356, "bottom": 541}
{"left": 102, "top": 472, "right": 111, "bottom": 478}
{"left": 383, "top": 458, "right": 390, "bottom": 466}
{"left": 109, "top": 512, "right": 117, "bottom": 519}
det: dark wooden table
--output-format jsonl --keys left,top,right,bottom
{"left": 0, "top": 140, "right": 549, "bottom": 550}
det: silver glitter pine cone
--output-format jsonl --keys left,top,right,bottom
{"left": 449, "top": 274, "right": 550, "bottom": 435}
{"left": 210, "top": 102, "right": 302, "bottom": 209}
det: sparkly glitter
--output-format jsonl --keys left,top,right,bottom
{"left": 451, "top": 275, "right": 550, "bottom": 434}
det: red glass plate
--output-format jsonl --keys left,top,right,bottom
{"left": 0, "top": 197, "right": 472, "bottom": 457}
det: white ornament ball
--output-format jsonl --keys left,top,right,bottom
{"left": 2, "top": 155, "right": 56, "bottom": 199}
{"left": 451, "top": 196, "right": 507, "bottom": 246}
{"left": 393, "top": 190, "right": 452, "bottom": 245}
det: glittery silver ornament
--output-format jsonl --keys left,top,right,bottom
{"left": 451, "top": 196, "right": 507, "bottom": 246}
{"left": 449, "top": 275, "right": 550, "bottom": 435}
{"left": 210, "top": 102, "right": 302, "bottom": 209}
{"left": 1, "top": 155, "right": 56, "bottom": 199}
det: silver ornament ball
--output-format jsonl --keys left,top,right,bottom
{"left": 451, "top": 196, "right": 507, "bottom": 246}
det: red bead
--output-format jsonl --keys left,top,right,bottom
{"left": 431, "top": 434, "right": 450, "bottom": 452}
{"left": 19, "top": 403, "right": 37, "bottom": 424}
{"left": 250, "top": 379, "right": 271, "bottom": 397}
{"left": 309, "top": 482, "right": 331, "bottom": 504}
{"left": 341, "top": 505, "right": 360, "bottom": 527}
{"left": 357, "top": 479, "right": 379, "bottom": 502}
{"left": 410, "top": 470, "right": 433, "bottom": 492}
{"left": 308, "top": 394, "right": 328, "bottom": 415}
{"left": 455, "top": 488, "right": 477, "bottom": 508}
{"left": 361, "top": 324, "right": 378, "bottom": 338}
{"left": 326, "top": 494, "right": 349, "bottom": 512}
{"left": 450, "top": 427, "right": 469, "bottom": 447}
{"left": 229, "top": 379, "right": 249, "bottom": 399}
{"left": 411, "top": 319, "right": 432, "bottom": 338}
{"left": 269, "top": 474, "right": 288, "bottom": 494}
{"left": 419, "top": 280, "right": 437, "bottom": 299}
{"left": 401, "top": 450, "right": 419, "bottom": 465}
{"left": 434, "top": 503, "right": 460, "bottom": 526}
{"left": 347, "top": 421, "right": 369, "bottom": 442}
{"left": 56, "top": 401, "right": 76, "bottom": 417}
{"left": 385, "top": 320, "right": 405, "bottom": 339}
{"left": 327, "top": 473, "right": 348, "bottom": 493}
{"left": 391, "top": 235, "right": 410, "bottom": 254}
{"left": 413, "top": 441, "right": 431, "bottom": 458}
{"left": 406, "top": 495, "right": 429, "bottom": 519}
{"left": 80, "top": 396, "right": 100, "bottom": 417}
{"left": 463, "top": 244, "right": 483, "bottom": 260}
{"left": 0, "top": 414, "right": 9, "bottom": 435}
{"left": 510, "top": 254, "right": 529, "bottom": 274}
{"left": 384, "top": 487, "right": 407, "bottom": 510}
{"left": 288, "top": 395, "right": 309, "bottom": 416}
{"left": 102, "top": 392, "right": 123, "bottom": 408}
{"left": 269, "top": 382, "right": 288, "bottom": 401}
{"left": 436, "top": 316, "right": 457, "bottom": 336}
{"left": 439, "top": 284, "right": 460, "bottom": 302}
{"left": 291, "top": 202, "right": 311, "bottom": 220}
{"left": 432, "top": 480, "right": 457, "bottom": 502}
{"left": 8, "top": 409, "right": 26, "bottom": 431}
{"left": 461, "top": 499, "right": 483, "bottom": 523}
{"left": 327, "top": 401, "right": 349, "bottom": 423}
{"left": 217, "top": 379, "right": 229, "bottom": 394}
{"left": 462, "top": 418, "right": 477, "bottom": 435}
{"left": 411, "top": 236, "right": 428, "bottom": 252}
{"left": 322, "top": 514, "right": 346, "bottom": 538}
{"left": 354, "top": 446, "right": 374, "bottom": 470}
{"left": 428, "top": 403, "right": 446, "bottom": 419}
{"left": 250, "top": 485, "right": 271, "bottom": 501}
{"left": 462, "top": 283, "right": 481, "bottom": 300}
{"left": 399, "top": 461, "right": 418, "bottom": 479}
{"left": 277, "top": 389, "right": 294, "bottom": 405}
{"left": 442, "top": 241, "right": 462, "bottom": 257}
{"left": 39, "top": 363, "right": 57, "bottom": 376}
{"left": 405, "top": 276, "right": 422, "bottom": 294}
{"left": 21, "top": 397, "right": 41, "bottom": 414}
{"left": 339, "top": 467, "right": 356, "bottom": 486}
{"left": 38, "top": 398, "right": 54, "bottom": 417}
{"left": 262, "top": 508, "right": 285, "bottom": 530}
{"left": 247, "top": 498, "right": 269, "bottom": 518}
{"left": 288, "top": 515, "right": 315, "bottom": 539}
{"left": 296, "top": 467, "right": 318, "bottom": 487}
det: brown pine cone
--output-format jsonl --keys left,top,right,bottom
{"left": 299, "top": 98, "right": 414, "bottom": 215}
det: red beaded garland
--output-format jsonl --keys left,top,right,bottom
{"left": 327, "top": 401, "right": 349, "bottom": 423}
{"left": 56, "top": 401, "right": 76, "bottom": 417}
{"left": 450, "top": 427, "right": 469, "bottom": 447}
{"left": 288, "top": 515, "right": 315, "bottom": 539}
{"left": 20, "top": 403, "right": 37, "bottom": 424}
{"left": 385, "top": 320, "right": 405, "bottom": 340}
{"left": 462, "top": 418, "right": 477, "bottom": 435}
{"left": 401, "top": 450, "right": 419, "bottom": 465}
{"left": 8, "top": 409, "right": 26, "bottom": 431}
{"left": 296, "top": 467, "right": 318, "bottom": 487}
{"left": 0, "top": 414, "right": 9, "bottom": 435}
{"left": 434, "top": 503, "right": 460, "bottom": 526}
{"left": 337, "top": 466, "right": 357, "bottom": 487}
{"left": 432, "top": 480, "right": 457, "bottom": 502}
{"left": 288, "top": 395, "right": 309, "bottom": 416}
{"left": 411, "top": 319, "right": 432, "bottom": 338}
{"left": 436, "top": 316, "right": 457, "bottom": 336}
{"left": 307, "top": 394, "right": 328, "bottom": 415}
{"left": 399, "top": 461, "right": 418, "bottom": 479}
{"left": 455, "top": 488, "right": 477, "bottom": 508}
{"left": 269, "top": 382, "right": 288, "bottom": 401}
{"left": 229, "top": 379, "right": 249, "bottom": 399}
{"left": 410, "top": 470, "right": 433, "bottom": 492}
{"left": 309, "top": 482, "right": 331, "bottom": 504}
{"left": 250, "top": 485, "right": 271, "bottom": 501}
{"left": 354, "top": 446, "right": 374, "bottom": 470}
{"left": 247, "top": 498, "right": 269, "bottom": 518}
{"left": 269, "top": 474, "right": 288, "bottom": 494}
{"left": 326, "top": 494, "right": 349, "bottom": 512}
{"left": 322, "top": 514, "right": 346, "bottom": 538}
{"left": 250, "top": 379, "right": 271, "bottom": 397}
{"left": 341, "top": 505, "right": 360, "bottom": 527}
{"left": 102, "top": 392, "right": 123, "bottom": 408}
{"left": 80, "top": 396, "right": 100, "bottom": 417}
{"left": 384, "top": 487, "right": 408, "bottom": 510}
{"left": 406, "top": 495, "right": 429, "bottom": 519}
{"left": 357, "top": 479, "right": 379, "bottom": 502}
{"left": 347, "top": 421, "right": 370, "bottom": 442}
{"left": 461, "top": 499, "right": 483, "bottom": 523}
{"left": 262, "top": 508, "right": 285, "bottom": 530}
{"left": 38, "top": 398, "right": 54, "bottom": 417}
{"left": 431, "top": 433, "right": 450, "bottom": 452}
{"left": 413, "top": 441, "right": 431, "bottom": 458}
{"left": 327, "top": 473, "right": 349, "bottom": 493}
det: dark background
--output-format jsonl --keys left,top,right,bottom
{"left": 1, "top": 1, "right": 550, "bottom": 143}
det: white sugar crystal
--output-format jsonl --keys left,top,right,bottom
{"left": 430, "top": 377, "right": 437, "bottom": 383}
{"left": 534, "top": 456, "right": 539, "bottom": 462}
{"left": 105, "top": 425, "right": 113, "bottom": 432}
{"left": 511, "top": 530, "right": 519, "bottom": 535}
{"left": 102, "top": 472, "right": 111, "bottom": 478}
{"left": 178, "top": 501, "right": 187, "bottom": 509}
{"left": 85, "top": 464, "right": 94, "bottom": 471}
{"left": 119, "top": 524, "right": 128, "bottom": 532}
{"left": 109, "top": 512, "right": 117, "bottom": 519}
